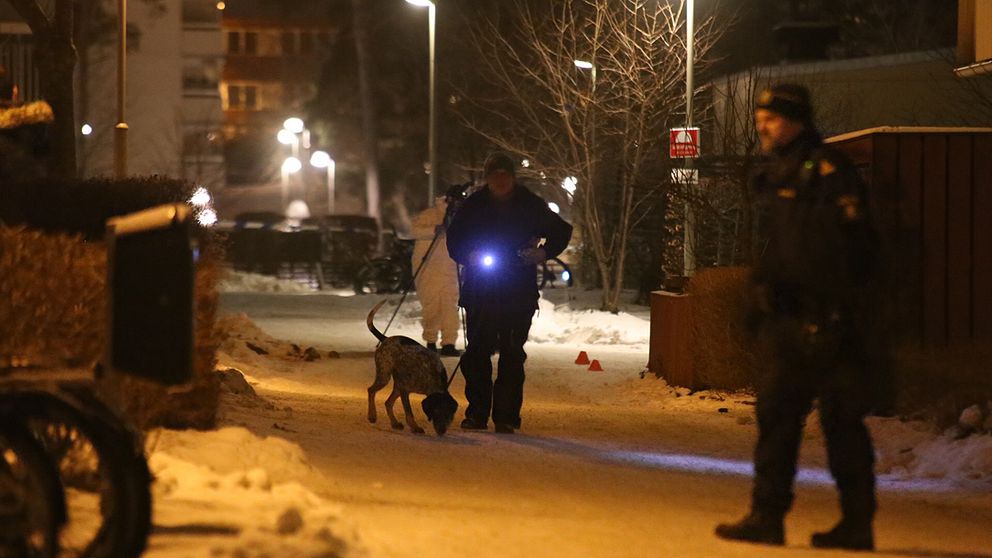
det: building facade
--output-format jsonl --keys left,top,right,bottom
{"left": 0, "top": 0, "right": 225, "bottom": 187}
{"left": 220, "top": 1, "right": 334, "bottom": 185}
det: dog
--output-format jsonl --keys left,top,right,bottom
{"left": 366, "top": 300, "right": 459, "bottom": 435}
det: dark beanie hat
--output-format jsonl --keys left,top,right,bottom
{"left": 756, "top": 83, "right": 813, "bottom": 123}
{"left": 483, "top": 152, "right": 516, "bottom": 176}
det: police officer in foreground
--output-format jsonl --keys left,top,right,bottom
{"left": 715, "top": 84, "right": 885, "bottom": 551}
{"left": 446, "top": 152, "right": 572, "bottom": 434}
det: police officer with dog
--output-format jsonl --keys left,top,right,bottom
{"left": 715, "top": 84, "right": 888, "bottom": 551}
{"left": 446, "top": 152, "right": 572, "bottom": 434}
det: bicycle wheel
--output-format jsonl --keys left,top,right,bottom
{"left": 13, "top": 390, "right": 151, "bottom": 558}
{"left": 0, "top": 419, "right": 66, "bottom": 558}
{"left": 354, "top": 260, "right": 406, "bottom": 294}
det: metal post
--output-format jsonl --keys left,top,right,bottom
{"left": 113, "top": 0, "right": 128, "bottom": 178}
{"left": 326, "top": 161, "right": 336, "bottom": 215}
{"left": 280, "top": 167, "right": 289, "bottom": 212}
{"left": 682, "top": 0, "right": 696, "bottom": 277}
{"left": 427, "top": 2, "right": 437, "bottom": 205}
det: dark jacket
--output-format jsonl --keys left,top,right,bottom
{"left": 446, "top": 184, "right": 572, "bottom": 309}
{"left": 751, "top": 128, "right": 877, "bottom": 319}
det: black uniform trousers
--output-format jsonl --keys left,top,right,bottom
{"left": 751, "top": 315, "right": 876, "bottom": 524}
{"left": 461, "top": 301, "right": 534, "bottom": 427}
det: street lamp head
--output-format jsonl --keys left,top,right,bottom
{"left": 282, "top": 157, "right": 302, "bottom": 174}
{"left": 574, "top": 60, "right": 594, "bottom": 70}
{"left": 283, "top": 117, "right": 305, "bottom": 134}
{"left": 405, "top": 0, "right": 434, "bottom": 7}
{"left": 310, "top": 150, "right": 333, "bottom": 169}
{"left": 277, "top": 129, "right": 296, "bottom": 145}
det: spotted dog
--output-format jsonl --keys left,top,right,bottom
{"left": 366, "top": 300, "right": 459, "bottom": 435}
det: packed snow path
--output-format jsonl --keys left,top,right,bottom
{"left": 152, "top": 290, "right": 992, "bottom": 557}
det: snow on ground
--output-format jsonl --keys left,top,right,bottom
{"left": 142, "top": 281, "right": 992, "bottom": 557}
{"left": 219, "top": 271, "right": 316, "bottom": 294}
{"left": 145, "top": 428, "right": 358, "bottom": 558}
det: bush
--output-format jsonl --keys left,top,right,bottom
{"left": 686, "top": 267, "right": 767, "bottom": 390}
{"left": 0, "top": 176, "right": 222, "bottom": 429}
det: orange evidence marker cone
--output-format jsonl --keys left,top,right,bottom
{"left": 588, "top": 359, "right": 604, "bottom": 372}
{"left": 575, "top": 351, "right": 591, "bottom": 365}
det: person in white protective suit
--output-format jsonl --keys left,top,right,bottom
{"left": 410, "top": 186, "right": 465, "bottom": 357}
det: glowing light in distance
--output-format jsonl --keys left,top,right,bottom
{"left": 283, "top": 117, "right": 305, "bottom": 134}
{"left": 197, "top": 208, "right": 218, "bottom": 227}
{"left": 277, "top": 129, "right": 296, "bottom": 145}
{"left": 562, "top": 176, "right": 578, "bottom": 195}
{"left": 310, "top": 150, "right": 333, "bottom": 168}
{"left": 282, "top": 157, "right": 302, "bottom": 173}
{"left": 574, "top": 60, "right": 594, "bottom": 69}
{"left": 189, "top": 187, "right": 211, "bottom": 207}
{"left": 405, "top": 0, "right": 434, "bottom": 7}
{"left": 561, "top": 270, "right": 571, "bottom": 282}
{"left": 216, "top": 1, "right": 225, "bottom": 10}
{"left": 522, "top": 159, "right": 531, "bottom": 168}
{"left": 548, "top": 202, "right": 560, "bottom": 214}
{"left": 80, "top": 124, "right": 93, "bottom": 136}
{"left": 482, "top": 255, "right": 494, "bottom": 267}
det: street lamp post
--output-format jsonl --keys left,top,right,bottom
{"left": 683, "top": 0, "right": 696, "bottom": 277}
{"left": 311, "top": 150, "right": 336, "bottom": 215}
{"left": 281, "top": 157, "right": 302, "bottom": 212}
{"left": 114, "top": 0, "right": 128, "bottom": 177}
{"left": 405, "top": 0, "right": 436, "bottom": 206}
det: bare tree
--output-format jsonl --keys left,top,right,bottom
{"left": 459, "top": 0, "right": 720, "bottom": 312}
{"left": 351, "top": 0, "right": 381, "bottom": 222}
{"left": 9, "top": 0, "right": 76, "bottom": 178}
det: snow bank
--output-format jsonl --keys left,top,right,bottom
{"left": 870, "top": 417, "right": 992, "bottom": 484}
{"left": 529, "top": 297, "right": 650, "bottom": 346}
{"left": 148, "top": 427, "right": 360, "bottom": 557}
{"left": 220, "top": 271, "right": 316, "bottom": 294}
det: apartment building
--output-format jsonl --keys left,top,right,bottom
{"left": 0, "top": 0, "right": 225, "bottom": 187}
{"left": 220, "top": 0, "right": 334, "bottom": 184}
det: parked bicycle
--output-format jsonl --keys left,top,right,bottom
{"left": 353, "top": 231, "right": 414, "bottom": 295}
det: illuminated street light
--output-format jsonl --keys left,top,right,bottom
{"left": 562, "top": 176, "right": 578, "bottom": 195}
{"left": 282, "top": 157, "right": 302, "bottom": 174}
{"left": 522, "top": 159, "right": 531, "bottom": 168}
{"left": 283, "top": 117, "right": 305, "bottom": 134}
{"left": 81, "top": 123, "right": 93, "bottom": 136}
{"left": 573, "top": 59, "right": 593, "bottom": 69}
{"left": 189, "top": 187, "right": 211, "bottom": 207}
{"left": 405, "top": 0, "right": 437, "bottom": 205}
{"left": 310, "top": 150, "right": 332, "bottom": 168}
{"left": 277, "top": 129, "right": 296, "bottom": 145}
{"left": 548, "top": 202, "right": 561, "bottom": 214}
{"left": 197, "top": 208, "right": 218, "bottom": 227}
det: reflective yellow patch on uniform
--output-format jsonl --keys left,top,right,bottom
{"left": 819, "top": 159, "right": 837, "bottom": 176}
{"left": 777, "top": 188, "right": 797, "bottom": 199}
{"left": 837, "top": 194, "right": 861, "bottom": 220}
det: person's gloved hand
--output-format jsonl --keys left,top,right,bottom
{"left": 517, "top": 247, "right": 547, "bottom": 265}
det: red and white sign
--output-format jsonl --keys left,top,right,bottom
{"left": 669, "top": 127, "right": 700, "bottom": 158}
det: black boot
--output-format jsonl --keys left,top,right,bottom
{"left": 811, "top": 520, "right": 874, "bottom": 551}
{"left": 439, "top": 344, "right": 462, "bottom": 357}
{"left": 715, "top": 512, "right": 785, "bottom": 546}
{"left": 426, "top": 342, "right": 437, "bottom": 352}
